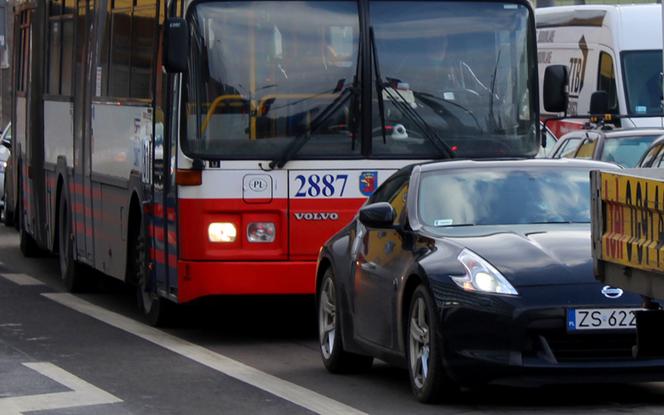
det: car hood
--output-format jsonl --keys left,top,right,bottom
{"left": 440, "top": 224, "right": 593, "bottom": 287}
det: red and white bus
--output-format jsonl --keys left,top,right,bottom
{"left": 9, "top": 0, "right": 540, "bottom": 323}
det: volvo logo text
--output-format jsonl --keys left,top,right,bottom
{"left": 294, "top": 212, "right": 339, "bottom": 221}
{"left": 601, "top": 285, "right": 623, "bottom": 299}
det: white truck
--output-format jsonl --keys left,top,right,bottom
{"left": 537, "top": 5, "right": 663, "bottom": 136}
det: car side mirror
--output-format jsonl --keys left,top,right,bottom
{"left": 590, "top": 91, "right": 609, "bottom": 115}
{"left": 1, "top": 136, "right": 10, "bottom": 150}
{"left": 164, "top": 17, "right": 188, "bottom": 74}
{"left": 359, "top": 202, "right": 395, "bottom": 228}
{"left": 543, "top": 65, "right": 569, "bottom": 114}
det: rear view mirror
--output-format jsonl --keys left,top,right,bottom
{"left": 359, "top": 202, "right": 395, "bottom": 228}
{"left": 164, "top": 17, "right": 188, "bottom": 73}
{"left": 543, "top": 65, "right": 569, "bottom": 113}
{"left": 590, "top": 91, "right": 609, "bottom": 115}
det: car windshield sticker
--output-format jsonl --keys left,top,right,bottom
{"left": 434, "top": 219, "right": 453, "bottom": 227}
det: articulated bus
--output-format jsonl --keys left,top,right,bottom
{"left": 10, "top": 0, "right": 540, "bottom": 323}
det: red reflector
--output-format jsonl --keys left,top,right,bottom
{"left": 451, "top": 145, "right": 458, "bottom": 152}
{"left": 176, "top": 169, "right": 202, "bottom": 186}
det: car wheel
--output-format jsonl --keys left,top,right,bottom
{"left": 133, "top": 218, "right": 174, "bottom": 326}
{"left": 58, "top": 195, "right": 85, "bottom": 292}
{"left": 318, "top": 267, "right": 373, "bottom": 373}
{"left": 407, "top": 285, "right": 451, "bottom": 403}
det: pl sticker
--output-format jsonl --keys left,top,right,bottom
{"left": 359, "top": 171, "right": 378, "bottom": 196}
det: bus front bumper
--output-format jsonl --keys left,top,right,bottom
{"left": 177, "top": 260, "right": 316, "bottom": 303}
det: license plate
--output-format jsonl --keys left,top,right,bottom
{"left": 567, "top": 308, "right": 641, "bottom": 331}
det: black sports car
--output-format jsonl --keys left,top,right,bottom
{"left": 315, "top": 159, "right": 664, "bottom": 403}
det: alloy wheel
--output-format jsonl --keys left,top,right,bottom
{"left": 319, "top": 277, "right": 336, "bottom": 360}
{"left": 409, "top": 296, "right": 430, "bottom": 390}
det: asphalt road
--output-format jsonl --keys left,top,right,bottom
{"left": 2, "top": 226, "right": 664, "bottom": 414}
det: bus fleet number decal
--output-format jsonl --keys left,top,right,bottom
{"left": 294, "top": 174, "right": 348, "bottom": 197}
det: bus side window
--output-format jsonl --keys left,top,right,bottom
{"left": 597, "top": 52, "right": 618, "bottom": 113}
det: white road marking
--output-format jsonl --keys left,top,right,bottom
{"left": 43, "top": 293, "right": 367, "bottom": 415}
{"left": 1, "top": 273, "right": 44, "bottom": 286}
{"left": 0, "top": 362, "right": 122, "bottom": 415}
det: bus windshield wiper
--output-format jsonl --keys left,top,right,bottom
{"left": 268, "top": 84, "right": 356, "bottom": 169}
{"left": 411, "top": 91, "right": 482, "bottom": 133}
{"left": 269, "top": 39, "right": 363, "bottom": 170}
{"left": 369, "top": 28, "right": 454, "bottom": 159}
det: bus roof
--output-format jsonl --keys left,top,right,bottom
{"left": 536, "top": 4, "right": 662, "bottom": 52}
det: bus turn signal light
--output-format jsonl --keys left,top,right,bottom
{"left": 208, "top": 223, "right": 237, "bottom": 243}
{"left": 176, "top": 169, "right": 202, "bottom": 186}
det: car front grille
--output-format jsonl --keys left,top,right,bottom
{"left": 528, "top": 329, "right": 640, "bottom": 362}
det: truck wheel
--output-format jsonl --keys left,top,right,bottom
{"left": 132, "top": 218, "right": 174, "bottom": 326}
{"left": 58, "top": 195, "right": 84, "bottom": 292}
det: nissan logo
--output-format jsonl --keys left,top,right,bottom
{"left": 601, "top": 285, "right": 623, "bottom": 299}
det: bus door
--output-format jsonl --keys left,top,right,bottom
{"left": 73, "top": 0, "right": 94, "bottom": 262}
{"left": 151, "top": 3, "right": 177, "bottom": 300}
{"left": 14, "top": 8, "right": 32, "bottom": 233}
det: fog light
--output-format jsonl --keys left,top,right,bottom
{"left": 208, "top": 222, "right": 237, "bottom": 243}
{"left": 247, "top": 222, "right": 275, "bottom": 243}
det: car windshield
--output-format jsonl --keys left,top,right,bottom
{"left": 621, "top": 50, "right": 663, "bottom": 116}
{"left": 418, "top": 167, "right": 592, "bottom": 227}
{"left": 601, "top": 135, "right": 658, "bottom": 167}
{"left": 370, "top": 2, "right": 537, "bottom": 158}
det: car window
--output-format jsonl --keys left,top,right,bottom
{"left": 640, "top": 144, "right": 661, "bottom": 167}
{"left": 574, "top": 139, "right": 596, "bottom": 159}
{"left": 370, "top": 173, "right": 409, "bottom": 204}
{"left": 656, "top": 147, "right": 664, "bottom": 168}
{"left": 557, "top": 138, "right": 582, "bottom": 158}
{"left": 601, "top": 135, "right": 659, "bottom": 167}
{"left": 535, "top": 128, "right": 557, "bottom": 158}
{"left": 418, "top": 167, "right": 594, "bottom": 227}
{"left": 388, "top": 182, "right": 409, "bottom": 225}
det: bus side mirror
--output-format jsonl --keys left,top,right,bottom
{"left": 164, "top": 17, "right": 188, "bottom": 74}
{"left": 543, "top": 65, "right": 569, "bottom": 114}
{"left": 590, "top": 91, "right": 609, "bottom": 115}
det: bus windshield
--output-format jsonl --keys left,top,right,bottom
{"left": 370, "top": 2, "right": 536, "bottom": 158}
{"left": 622, "top": 50, "right": 663, "bottom": 116}
{"left": 183, "top": 1, "right": 538, "bottom": 160}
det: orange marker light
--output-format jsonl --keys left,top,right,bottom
{"left": 176, "top": 169, "right": 202, "bottom": 186}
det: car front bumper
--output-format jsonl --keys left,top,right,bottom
{"left": 433, "top": 281, "right": 664, "bottom": 385}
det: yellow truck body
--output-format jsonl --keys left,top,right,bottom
{"left": 591, "top": 169, "right": 664, "bottom": 298}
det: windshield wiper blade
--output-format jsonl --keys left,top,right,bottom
{"left": 369, "top": 28, "right": 454, "bottom": 159}
{"left": 269, "top": 85, "right": 356, "bottom": 169}
{"left": 412, "top": 91, "right": 482, "bottom": 133}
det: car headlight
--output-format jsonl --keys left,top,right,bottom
{"left": 0, "top": 161, "right": 6, "bottom": 173}
{"left": 451, "top": 248, "right": 518, "bottom": 296}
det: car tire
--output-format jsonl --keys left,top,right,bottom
{"left": 58, "top": 195, "right": 85, "bottom": 292}
{"left": 133, "top": 218, "right": 174, "bottom": 326}
{"left": 318, "top": 267, "right": 373, "bottom": 373}
{"left": 407, "top": 285, "right": 453, "bottom": 403}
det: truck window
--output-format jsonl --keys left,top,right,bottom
{"left": 597, "top": 52, "right": 617, "bottom": 113}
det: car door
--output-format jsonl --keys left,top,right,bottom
{"left": 352, "top": 174, "right": 411, "bottom": 349}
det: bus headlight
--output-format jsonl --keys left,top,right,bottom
{"left": 247, "top": 222, "right": 275, "bottom": 243}
{"left": 208, "top": 222, "right": 237, "bottom": 243}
